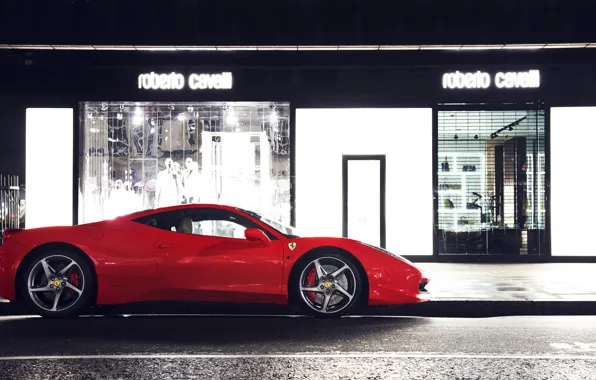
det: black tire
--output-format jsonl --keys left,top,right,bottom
{"left": 18, "top": 249, "right": 95, "bottom": 318}
{"left": 290, "top": 251, "right": 363, "bottom": 317}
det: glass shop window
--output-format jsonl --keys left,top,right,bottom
{"left": 436, "top": 107, "right": 546, "bottom": 255}
{"left": 78, "top": 101, "right": 291, "bottom": 226}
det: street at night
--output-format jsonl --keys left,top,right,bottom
{"left": 0, "top": 314, "right": 595, "bottom": 379}
{"left": 4, "top": 1, "right": 596, "bottom": 379}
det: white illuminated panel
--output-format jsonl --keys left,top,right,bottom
{"left": 296, "top": 108, "right": 433, "bottom": 255}
{"left": 347, "top": 160, "right": 381, "bottom": 247}
{"left": 26, "top": 108, "right": 73, "bottom": 228}
{"left": 551, "top": 107, "right": 596, "bottom": 256}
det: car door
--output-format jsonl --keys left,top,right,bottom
{"left": 151, "top": 207, "right": 285, "bottom": 303}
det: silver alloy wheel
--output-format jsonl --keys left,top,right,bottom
{"left": 27, "top": 255, "right": 85, "bottom": 313}
{"left": 299, "top": 256, "right": 357, "bottom": 314}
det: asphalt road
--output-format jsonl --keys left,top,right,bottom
{"left": 0, "top": 315, "right": 595, "bottom": 379}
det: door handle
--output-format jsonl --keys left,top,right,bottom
{"left": 156, "top": 243, "right": 171, "bottom": 249}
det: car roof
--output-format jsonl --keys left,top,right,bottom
{"left": 119, "top": 204, "right": 241, "bottom": 220}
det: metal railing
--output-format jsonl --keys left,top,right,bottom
{"left": 0, "top": 175, "right": 21, "bottom": 245}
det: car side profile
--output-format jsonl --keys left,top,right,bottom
{"left": 0, "top": 204, "right": 429, "bottom": 318}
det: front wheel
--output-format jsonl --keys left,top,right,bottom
{"left": 19, "top": 251, "right": 94, "bottom": 318}
{"left": 293, "top": 253, "right": 363, "bottom": 317}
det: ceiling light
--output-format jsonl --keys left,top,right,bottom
{"left": 269, "top": 112, "right": 278, "bottom": 124}
{"left": 544, "top": 43, "right": 588, "bottom": 49}
{"left": 132, "top": 114, "right": 144, "bottom": 125}
{"left": 226, "top": 110, "right": 237, "bottom": 126}
{"left": 503, "top": 44, "right": 545, "bottom": 50}
{"left": 420, "top": 45, "right": 462, "bottom": 50}
{"left": 378, "top": 45, "right": 420, "bottom": 50}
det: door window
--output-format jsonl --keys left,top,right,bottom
{"left": 133, "top": 207, "right": 278, "bottom": 240}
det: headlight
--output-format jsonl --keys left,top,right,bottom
{"left": 359, "top": 242, "right": 416, "bottom": 266}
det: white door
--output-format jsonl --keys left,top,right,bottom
{"left": 343, "top": 156, "right": 385, "bottom": 248}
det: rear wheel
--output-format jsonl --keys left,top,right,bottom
{"left": 292, "top": 253, "right": 363, "bottom": 317}
{"left": 19, "top": 250, "right": 94, "bottom": 318}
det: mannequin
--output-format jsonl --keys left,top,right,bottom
{"left": 173, "top": 162, "right": 184, "bottom": 202}
{"left": 156, "top": 158, "right": 180, "bottom": 207}
{"left": 184, "top": 157, "right": 201, "bottom": 203}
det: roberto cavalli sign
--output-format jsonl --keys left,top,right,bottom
{"left": 442, "top": 70, "right": 540, "bottom": 89}
{"left": 138, "top": 72, "right": 233, "bottom": 90}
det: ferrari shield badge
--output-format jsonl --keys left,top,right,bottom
{"left": 288, "top": 242, "right": 297, "bottom": 251}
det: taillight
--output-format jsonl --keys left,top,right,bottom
{"left": 1, "top": 228, "right": 23, "bottom": 243}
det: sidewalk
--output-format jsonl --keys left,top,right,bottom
{"left": 418, "top": 263, "right": 596, "bottom": 301}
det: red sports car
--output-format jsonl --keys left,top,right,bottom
{"left": 0, "top": 204, "right": 429, "bottom": 318}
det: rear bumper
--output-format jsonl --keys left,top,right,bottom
{"left": 0, "top": 240, "right": 28, "bottom": 301}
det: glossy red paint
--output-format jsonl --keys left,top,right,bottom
{"left": 0, "top": 204, "right": 428, "bottom": 308}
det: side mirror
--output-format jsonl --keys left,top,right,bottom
{"left": 244, "top": 228, "right": 271, "bottom": 246}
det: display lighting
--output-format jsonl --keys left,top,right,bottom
{"left": 132, "top": 107, "right": 144, "bottom": 125}
{"left": 3, "top": 43, "right": 595, "bottom": 51}
{"left": 177, "top": 113, "right": 186, "bottom": 121}
{"left": 269, "top": 111, "right": 278, "bottom": 124}
{"left": 26, "top": 108, "right": 74, "bottom": 228}
{"left": 551, "top": 107, "right": 596, "bottom": 256}
{"left": 116, "top": 113, "right": 123, "bottom": 120}
{"left": 226, "top": 110, "right": 238, "bottom": 126}
{"left": 295, "top": 108, "right": 433, "bottom": 255}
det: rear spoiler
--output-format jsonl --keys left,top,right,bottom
{"left": 1, "top": 228, "right": 23, "bottom": 245}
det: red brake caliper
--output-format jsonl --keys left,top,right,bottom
{"left": 69, "top": 272, "right": 79, "bottom": 295}
{"left": 306, "top": 268, "right": 317, "bottom": 302}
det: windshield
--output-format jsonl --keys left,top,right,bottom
{"left": 237, "top": 208, "right": 299, "bottom": 238}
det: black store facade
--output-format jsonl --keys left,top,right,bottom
{"left": 2, "top": 49, "right": 596, "bottom": 261}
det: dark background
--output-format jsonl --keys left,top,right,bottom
{"left": 1, "top": 0, "right": 596, "bottom": 45}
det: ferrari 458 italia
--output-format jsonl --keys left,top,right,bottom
{"left": 0, "top": 204, "right": 429, "bottom": 318}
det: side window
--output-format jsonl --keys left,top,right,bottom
{"left": 133, "top": 208, "right": 277, "bottom": 240}
{"left": 189, "top": 209, "right": 277, "bottom": 240}
{"left": 133, "top": 210, "right": 188, "bottom": 232}
{"left": 193, "top": 219, "right": 247, "bottom": 239}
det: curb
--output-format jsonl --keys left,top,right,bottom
{"left": 1, "top": 300, "right": 595, "bottom": 318}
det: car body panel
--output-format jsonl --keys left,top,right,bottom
{"left": 0, "top": 204, "right": 428, "bottom": 307}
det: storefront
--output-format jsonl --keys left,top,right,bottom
{"left": 3, "top": 49, "right": 596, "bottom": 261}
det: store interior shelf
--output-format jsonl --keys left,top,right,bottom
{"left": 437, "top": 152, "right": 486, "bottom": 230}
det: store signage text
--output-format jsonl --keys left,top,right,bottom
{"left": 442, "top": 70, "right": 540, "bottom": 89}
{"left": 138, "top": 72, "right": 233, "bottom": 90}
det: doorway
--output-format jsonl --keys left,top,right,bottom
{"left": 342, "top": 155, "right": 386, "bottom": 248}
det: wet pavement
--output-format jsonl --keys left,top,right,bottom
{"left": 420, "top": 263, "right": 596, "bottom": 301}
{"left": 0, "top": 315, "right": 595, "bottom": 379}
